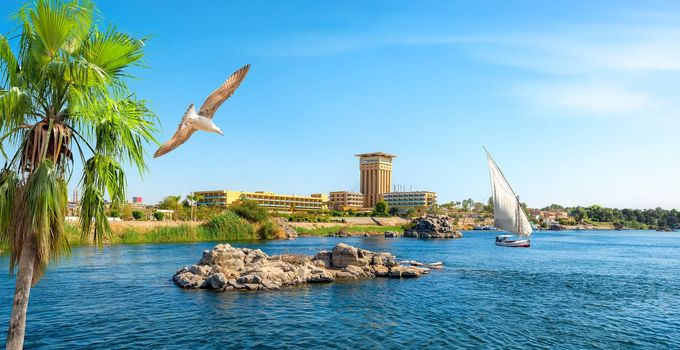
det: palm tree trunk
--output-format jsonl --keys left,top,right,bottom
{"left": 6, "top": 239, "right": 36, "bottom": 350}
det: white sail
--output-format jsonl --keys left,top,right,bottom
{"left": 486, "top": 150, "right": 533, "bottom": 237}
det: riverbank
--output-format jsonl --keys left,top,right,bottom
{"left": 0, "top": 216, "right": 646, "bottom": 252}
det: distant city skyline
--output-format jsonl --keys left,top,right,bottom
{"left": 1, "top": 0, "right": 679, "bottom": 209}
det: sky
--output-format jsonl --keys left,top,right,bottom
{"left": 1, "top": 0, "right": 679, "bottom": 209}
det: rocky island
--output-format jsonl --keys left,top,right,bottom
{"left": 404, "top": 215, "right": 463, "bottom": 239}
{"left": 173, "top": 243, "right": 442, "bottom": 292}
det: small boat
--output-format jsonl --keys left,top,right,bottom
{"left": 495, "top": 235, "right": 530, "bottom": 247}
{"left": 485, "top": 147, "right": 533, "bottom": 248}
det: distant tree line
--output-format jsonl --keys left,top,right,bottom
{"left": 568, "top": 205, "right": 680, "bottom": 229}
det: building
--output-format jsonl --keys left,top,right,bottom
{"left": 329, "top": 191, "right": 364, "bottom": 211}
{"left": 356, "top": 152, "right": 395, "bottom": 208}
{"left": 381, "top": 191, "right": 437, "bottom": 211}
{"left": 195, "top": 190, "right": 328, "bottom": 211}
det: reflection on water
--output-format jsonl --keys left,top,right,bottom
{"left": 0, "top": 230, "right": 679, "bottom": 349}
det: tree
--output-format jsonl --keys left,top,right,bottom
{"left": 132, "top": 210, "right": 145, "bottom": 220}
{"left": 158, "top": 195, "right": 181, "bottom": 211}
{"left": 374, "top": 200, "right": 388, "bottom": 215}
{"left": 388, "top": 206, "right": 399, "bottom": 216}
{"left": 230, "top": 198, "right": 268, "bottom": 223}
{"left": 153, "top": 211, "right": 164, "bottom": 221}
{"left": 0, "top": 2, "right": 157, "bottom": 348}
{"left": 121, "top": 203, "right": 133, "bottom": 220}
{"left": 486, "top": 196, "right": 494, "bottom": 212}
{"left": 570, "top": 207, "right": 588, "bottom": 223}
{"left": 186, "top": 193, "right": 203, "bottom": 221}
{"left": 461, "top": 198, "right": 474, "bottom": 211}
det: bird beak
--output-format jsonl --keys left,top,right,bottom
{"left": 217, "top": 130, "right": 224, "bottom": 136}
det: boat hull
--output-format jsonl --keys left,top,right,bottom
{"left": 495, "top": 238, "right": 531, "bottom": 248}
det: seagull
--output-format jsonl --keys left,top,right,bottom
{"left": 153, "top": 64, "right": 251, "bottom": 158}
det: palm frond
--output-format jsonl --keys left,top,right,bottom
{"left": 0, "top": 35, "right": 20, "bottom": 87}
{"left": 0, "top": 169, "right": 20, "bottom": 246}
{"left": 9, "top": 160, "right": 68, "bottom": 285}
{"left": 0, "top": 87, "right": 33, "bottom": 140}
{"left": 81, "top": 27, "right": 145, "bottom": 79}
{"left": 28, "top": 0, "right": 78, "bottom": 65}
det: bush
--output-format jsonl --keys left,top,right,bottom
{"left": 230, "top": 199, "right": 268, "bottom": 223}
{"left": 257, "top": 220, "right": 282, "bottom": 240}
{"left": 374, "top": 200, "right": 388, "bottom": 215}
{"left": 132, "top": 210, "right": 144, "bottom": 220}
{"left": 153, "top": 212, "right": 165, "bottom": 221}
{"left": 109, "top": 208, "right": 120, "bottom": 218}
{"left": 202, "top": 210, "right": 256, "bottom": 241}
{"left": 558, "top": 218, "right": 576, "bottom": 226}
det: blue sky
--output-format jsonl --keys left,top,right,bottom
{"left": 1, "top": 0, "right": 679, "bottom": 209}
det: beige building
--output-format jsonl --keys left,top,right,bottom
{"left": 381, "top": 191, "right": 437, "bottom": 210}
{"left": 329, "top": 191, "right": 364, "bottom": 211}
{"left": 195, "top": 190, "right": 328, "bottom": 211}
{"left": 356, "top": 152, "right": 395, "bottom": 208}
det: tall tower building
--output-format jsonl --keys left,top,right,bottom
{"left": 356, "top": 152, "right": 396, "bottom": 208}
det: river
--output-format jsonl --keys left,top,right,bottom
{"left": 0, "top": 230, "right": 678, "bottom": 349}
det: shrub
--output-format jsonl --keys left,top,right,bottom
{"left": 257, "top": 220, "right": 282, "bottom": 240}
{"left": 202, "top": 210, "right": 256, "bottom": 241}
{"left": 132, "top": 210, "right": 144, "bottom": 220}
{"left": 230, "top": 199, "right": 268, "bottom": 223}
{"left": 374, "top": 200, "right": 388, "bottom": 215}
{"left": 153, "top": 212, "right": 165, "bottom": 221}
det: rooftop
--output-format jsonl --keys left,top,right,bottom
{"left": 354, "top": 152, "right": 397, "bottom": 158}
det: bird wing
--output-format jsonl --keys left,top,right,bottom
{"left": 198, "top": 64, "right": 250, "bottom": 119}
{"left": 154, "top": 104, "right": 198, "bottom": 158}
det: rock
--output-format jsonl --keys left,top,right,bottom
{"left": 275, "top": 218, "right": 298, "bottom": 239}
{"left": 312, "top": 250, "right": 332, "bottom": 268}
{"left": 404, "top": 215, "right": 463, "bottom": 239}
{"left": 331, "top": 243, "right": 368, "bottom": 268}
{"left": 173, "top": 243, "right": 442, "bottom": 292}
{"left": 428, "top": 262, "right": 444, "bottom": 269}
{"left": 388, "top": 265, "right": 425, "bottom": 278}
{"left": 245, "top": 284, "right": 261, "bottom": 291}
{"left": 189, "top": 264, "right": 212, "bottom": 276}
{"left": 237, "top": 274, "right": 262, "bottom": 285}
{"left": 328, "top": 228, "right": 352, "bottom": 237}
{"left": 173, "top": 270, "right": 205, "bottom": 288}
{"left": 384, "top": 231, "right": 402, "bottom": 237}
{"left": 204, "top": 273, "right": 228, "bottom": 289}
{"left": 308, "top": 269, "right": 335, "bottom": 283}
{"left": 373, "top": 265, "right": 389, "bottom": 276}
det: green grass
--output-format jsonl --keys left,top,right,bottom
{"left": 52, "top": 211, "right": 260, "bottom": 248}
{"left": 296, "top": 225, "right": 404, "bottom": 236}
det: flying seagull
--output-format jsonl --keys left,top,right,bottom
{"left": 154, "top": 64, "right": 251, "bottom": 158}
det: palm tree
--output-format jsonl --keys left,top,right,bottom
{"left": 186, "top": 193, "right": 203, "bottom": 221}
{"left": 0, "top": 1, "right": 158, "bottom": 348}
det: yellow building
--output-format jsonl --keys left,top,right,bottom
{"left": 356, "top": 152, "right": 395, "bottom": 208}
{"left": 381, "top": 191, "right": 437, "bottom": 210}
{"left": 195, "top": 190, "right": 328, "bottom": 211}
{"left": 329, "top": 191, "right": 364, "bottom": 211}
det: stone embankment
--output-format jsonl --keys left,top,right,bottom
{"left": 404, "top": 215, "right": 463, "bottom": 239}
{"left": 173, "top": 243, "right": 442, "bottom": 292}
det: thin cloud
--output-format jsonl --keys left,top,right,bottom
{"left": 513, "top": 83, "right": 654, "bottom": 116}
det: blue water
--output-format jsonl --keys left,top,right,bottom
{"left": 0, "top": 230, "right": 679, "bottom": 349}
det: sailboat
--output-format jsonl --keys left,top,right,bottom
{"left": 485, "top": 148, "right": 533, "bottom": 248}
